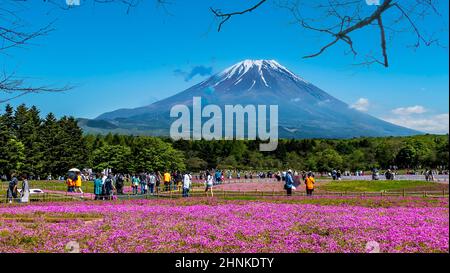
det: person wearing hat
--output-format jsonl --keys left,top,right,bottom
{"left": 284, "top": 169, "right": 295, "bottom": 196}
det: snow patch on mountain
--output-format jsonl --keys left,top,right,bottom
{"left": 218, "top": 59, "right": 307, "bottom": 85}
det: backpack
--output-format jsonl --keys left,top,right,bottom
{"left": 105, "top": 177, "right": 113, "bottom": 191}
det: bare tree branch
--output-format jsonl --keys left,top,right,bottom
{"left": 0, "top": 22, "right": 54, "bottom": 52}
{"left": 302, "top": 0, "right": 394, "bottom": 66}
{"left": 0, "top": 1, "right": 67, "bottom": 102}
{"left": 0, "top": 71, "right": 73, "bottom": 103}
{"left": 0, "top": 0, "right": 445, "bottom": 97}
{"left": 210, "top": 0, "right": 268, "bottom": 32}
{"left": 377, "top": 15, "right": 388, "bottom": 67}
{"left": 393, "top": 2, "right": 438, "bottom": 48}
{"left": 211, "top": 0, "right": 444, "bottom": 67}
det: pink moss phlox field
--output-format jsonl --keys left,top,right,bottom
{"left": 0, "top": 198, "right": 448, "bottom": 253}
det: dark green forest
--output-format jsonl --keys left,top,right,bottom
{"left": 1, "top": 104, "right": 448, "bottom": 178}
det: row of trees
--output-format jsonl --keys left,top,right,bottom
{"left": 1, "top": 104, "right": 448, "bottom": 178}
{"left": 169, "top": 136, "right": 449, "bottom": 172}
{"left": 85, "top": 126, "right": 448, "bottom": 172}
{"left": 0, "top": 104, "right": 86, "bottom": 178}
{"left": 0, "top": 104, "right": 185, "bottom": 178}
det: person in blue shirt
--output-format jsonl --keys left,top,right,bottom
{"left": 131, "top": 175, "right": 140, "bottom": 195}
{"left": 285, "top": 169, "right": 294, "bottom": 196}
{"left": 215, "top": 170, "right": 222, "bottom": 185}
{"left": 6, "top": 174, "right": 18, "bottom": 203}
{"left": 94, "top": 173, "right": 103, "bottom": 200}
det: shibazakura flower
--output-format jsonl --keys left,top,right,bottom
{"left": 0, "top": 198, "right": 448, "bottom": 253}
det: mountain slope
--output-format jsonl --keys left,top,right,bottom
{"left": 86, "top": 60, "right": 421, "bottom": 138}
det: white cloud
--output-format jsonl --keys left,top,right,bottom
{"left": 392, "top": 105, "right": 427, "bottom": 115}
{"left": 350, "top": 98, "right": 370, "bottom": 112}
{"left": 384, "top": 113, "right": 449, "bottom": 134}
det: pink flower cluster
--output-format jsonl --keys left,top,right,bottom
{"left": 0, "top": 198, "right": 448, "bottom": 253}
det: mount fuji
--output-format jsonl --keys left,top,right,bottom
{"left": 79, "top": 60, "right": 421, "bottom": 138}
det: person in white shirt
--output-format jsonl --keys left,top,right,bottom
{"left": 205, "top": 171, "right": 214, "bottom": 197}
{"left": 182, "top": 172, "right": 191, "bottom": 197}
{"left": 101, "top": 172, "right": 107, "bottom": 185}
{"left": 149, "top": 173, "right": 156, "bottom": 195}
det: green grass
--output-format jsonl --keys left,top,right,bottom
{"left": 0, "top": 180, "right": 95, "bottom": 198}
{"left": 319, "top": 180, "right": 448, "bottom": 192}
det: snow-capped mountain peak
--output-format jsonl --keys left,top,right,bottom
{"left": 91, "top": 59, "right": 420, "bottom": 138}
{"left": 214, "top": 59, "right": 307, "bottom": 90}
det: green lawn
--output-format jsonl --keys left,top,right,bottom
{"left": 0, "top": 180, "right": 95, "bottom": 196}
{"left": 1, "top": 179, "right": 448, "bottom": 200}
{"left": 318, "top": 180, "right": 448, "bottom": 192}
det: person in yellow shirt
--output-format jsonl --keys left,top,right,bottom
{"left": 305, "top": 172, "right": 315, "bottom": 196}
{"left": 163, "top": 171, "right": 171, "bottom": 192}
{"left": 74, "top": 173, "right": 83, "bottom": 194}
{"left": 67, "top": 178, "right": 75, "bottom": 192}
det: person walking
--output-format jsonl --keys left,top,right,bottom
{"left": 139, "top": 173, "right": 147, "bottom": 194}
{"left": 155, "top": 171, "right": 162, "bottom": 193}
{"left": 67, "top": 172, "right": 76, "bottom": 193}
{"left": 6, "top": 175, "right": 18, "bottom": 203}
{"left": 305, "top": 172, "right": 315, "bottom": 196}
{"left": 131, "top": 175, "right": 139, "bottom": 195}
{"left": 101, "top": 172, "right": 108, "bottom": 198}
{"left": 284, "top": 169, "right": 295, "bottom": 196}
{"left": 428, "top": 169, "right": 435, "bottom": 182}
{"left": 163, "top": 171, "right": 171, "bottom": 192}
{"left": 205, "top": 171, "right": 214, "bottom": 197}
{"left": 331, "top": 169, "right": 337, "bottom": 180}
{"left": 215, "top": 169, "right": 222, "bottom": 185}
{"left": 104, "top": 174, "right": 116, "bottom": 200}
{"left": 20, "top": 175, "right": 30, "bottom": 203}
{"left": 115, "top": 174, "right": 125, "bottom": 195}
{"left": 94, "top": 173, "right": 103, "bottom": 200}
{"left": 74, "top": 172, "right": 83, "bottom": 194}
{"left": 182, "top": 172, "right": 192, "bottom": 197}
{"left": 148, "top": 172, "right": 156, "bottom": 195}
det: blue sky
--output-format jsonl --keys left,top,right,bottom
{"left": 1, "top": 0, "right": 449, "bottom": 133}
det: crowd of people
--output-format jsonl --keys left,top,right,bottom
{"left": 193, "top": 170, "right": 276, "bottom": 181}
{"left": 85, "top": 170, "right": 196, "bottom": 200}
{"left": 82, "top": 169, "right": 283, "bottom": 200}
{"left": 82, "top": 168, "right": 318, "bottom": 199}
{"left": 4, "top": 166, "right": 447, "bottom": 203}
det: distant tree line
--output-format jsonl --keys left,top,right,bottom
{"left": 169, "top": 135, "right": 449, "bottom": 172}
{"left": 1, "top": 104, "right": 448, "bottom": 179}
